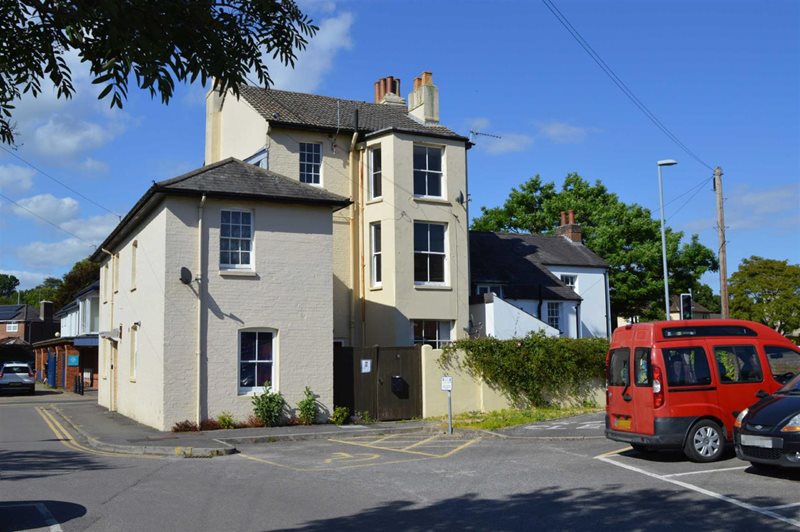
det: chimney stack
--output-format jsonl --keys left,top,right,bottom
{"left": 555, "top": 210, "right": 582, "bottom": 243}
{"left": 40, "top": 300, "right": 53, "bottom": 322}
{"left": 374, "top": 76, "right": 405, "bottom": 107}
{"left": 407, "top": 70, "right": 440, "bottom": 124}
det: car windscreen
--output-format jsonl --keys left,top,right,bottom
{"left": 765, "top": 346, "right": 800, "bottom": 384}
{"left": 2, "top": 366, "right": 29, "bottom": 374}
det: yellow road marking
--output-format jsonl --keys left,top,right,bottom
{"left": 594, "top": 446, "right": 631, "bottom": 458}
{"left": 403, "top": 435, "right": 438, "bottom": 451}
{"left": 36, "top": 407, "right": 156, "bottom": 459}
{"left": 323, "top": 451, "right": 381, "bottom": 464}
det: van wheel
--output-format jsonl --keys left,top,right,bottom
{"left": 684, "top": 420, "right": 724, "bottom": 462}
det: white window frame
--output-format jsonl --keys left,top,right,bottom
{"left": 547, "top": 302, "right": 561, "bottom": 331}
{"left": 476, "top": 284, "right": 503, "bottom": 297}
{"left": 299, "top": 142, "right": 322, "bottom": 185}
{"left": 220, "top": 209, "right": 254, "bottom": 270}
{"left": 412, "top": 320, "right": 452, "bottom": 349}
{"left": 112, "top": 253, "right": 119, "bottom": 293}
{"left": 245, "top": 147, "right": 269, "bottom": 169}
{"left": 560, "top": 275, "right": 577, "bottom": 289}
{"left": 413, "top": 145, "right": 444, "bottom": 198}
{"left": 238, "top": 329, "right": 277, "bottom": 395}
{"left": 369, "top": 146, "right": 382, "bottom": 200}
{"left": 370, "top": 222, "right": 382, "bottom": 287}
{"left": 129, "top": 325, "right": 138, "bottom": 381}
{"left": 102, "top": 264, "right": 108, "bottom": 302}
{"left": 130, "top": 240, "right": 138, "bottom": 291}
{"left": 414, "top": 222, "right": 447, "bottom": 286}
{"left": 6, "top": 322, "right": 18, "bottom": 332}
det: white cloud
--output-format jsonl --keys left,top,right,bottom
{"left": 80, "top": 157, "right": 110, "bottom": 174}
{"left": 0, "top": 164, "right": 35, "bottom": 193}
{"left": 60, "top": 214, "right": 119, "bottom": 241}
{"left": 0, "top": 269, "right": 49, "bottom": 290}
{"left": 726, "top": 183, "right": 800, "bottom": 231}
{"left": 536, "top": 121, "right": 597, "bottom": 143}
{"left": 262, "top": 12, "right": 354, "bottom": 92}
{"left": 12, "top": 194, "right": 80, "bottom": 225}
{"left": 16, "top": 238, "right": 95, "bottom": 268}
{"left": 465, "top": 117, "right": 490, "bottom": 131}
{"left": 30, "top": 117, "right": 120, "bottom": 157}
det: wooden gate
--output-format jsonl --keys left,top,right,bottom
{"left": 333, "top": 345, "right": 422, "bottom": 421}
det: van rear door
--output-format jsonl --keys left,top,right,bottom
{"left": 712, "top": 343, "right": 770, "bottom": 435}
{"left": 607, "top": 348, "right": 634, "bottom": 432}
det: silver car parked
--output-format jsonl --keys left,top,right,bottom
{"left": 0, "top": 362, "right": 35, "bottom": 395}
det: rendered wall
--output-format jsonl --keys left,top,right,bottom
{"left": 545, "top": 266, "right": 610, "bottom": 338}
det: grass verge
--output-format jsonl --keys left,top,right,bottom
{"left": 435, "top": 405, "right": 601, "bottom": 431}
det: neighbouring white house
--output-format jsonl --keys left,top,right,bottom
{"left": 205, "top": 72, "right": 471, "bottom": 349}
{"left": 469, "top": 210, "right": 612, "bottom": 339}
{"left": 90, "top": 159, "right": 350, "bottom": 430}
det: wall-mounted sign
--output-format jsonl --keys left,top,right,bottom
{"left": 361, "top": 359, "right": 372, "bottom": 373}
{"left": 67, "top": 355, "right": 80, "bottom": 367}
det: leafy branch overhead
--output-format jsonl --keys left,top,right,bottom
{"left": 0, "top": 0, "right": 318, "bottom": 145}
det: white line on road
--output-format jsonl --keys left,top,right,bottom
{"left": 0, "top": 503, "right": 63, "bottom": 532}
{"left": 662, "top": 465, "right": 748, "bottom": 478}
{"left": 760, "top": 502, "right": 800, "bottom": 511}
{"left": 596, "top": 455, "right": 800, "bottom": 528}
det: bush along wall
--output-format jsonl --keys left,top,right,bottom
{"left": 440, "top": 333, "right": 609, "bottom": 407}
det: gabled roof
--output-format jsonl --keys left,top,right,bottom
{"left": 237, "top": 86, "right": 469, "bottom": 143}
{"left": 0, "top": 304, "right": 40, "bottom": 322}
{"left": 91, "top": 158, "right": 350, "bottom": 261}
{"left": 469, "top": 231, "right": 608, "bottom": 301}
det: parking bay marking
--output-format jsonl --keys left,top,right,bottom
{"left": 595, "top": 453, "right": 800, "bottom": 528}
{"left": 662, "top": 465, "right": 748, "bottom": 478}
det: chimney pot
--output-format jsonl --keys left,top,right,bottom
{"left": 374, "top": 80, "right": 381, "bottom": 103}
{"left": 568, "top": 209, "right": 575, "bottom": 224}
{"left": 422, "top": 71, "right": 433, "bottom": 85}
{"left": 414, "top": 77, "right": 422, "bottom": 90}
{"left": 386, "top": 76, "right": 395, "bottom": 95}
{"left": 560, "top": 211, "right": 567, "bottom": 226}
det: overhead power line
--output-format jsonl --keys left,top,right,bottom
{"left": 0, "top": 191, "right": 94, "bottom": 246}
{"left": 541, "top": 0, "right": 715, "bottom": 171}
{"left": 0, "top": 144, "right": 121, "bottom": 218}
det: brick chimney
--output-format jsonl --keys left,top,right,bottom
{"left": 374, "top": 76, "right": 406, "bottom": 108}
{"left": 407, "top": 71, "right": 440, "bottom": 124}
{"left": 40, "top": 300, "right": 53, "bottom": 321}
{"left": 555, "top": 209, "right": 582, "bottom": 243}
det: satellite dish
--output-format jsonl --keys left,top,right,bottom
{"left": 180, "top": 267, "right": 193, "bottom": 285}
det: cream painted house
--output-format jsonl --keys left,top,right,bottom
{"left": 205, "top": 73, "right": 471, "bottom": 349}
{"left": 91, "top": 159, "right": 349, "bottom": 430}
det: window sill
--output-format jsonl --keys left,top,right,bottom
{"left": 414, "top": 284, "right": 452, "bottom": 291}
{"left": 219, "top": 270, "right": 258, "bottom": 278}
{"left": 366, "top": 197, "right": 383, "bottom": 205}
{"left": 129, "top": 378, "right": 136, "bottom": 383}
{"left": 369, "top": 285, "right": 383, "bottom": 291}
{"left": 413, "top": 197, "right": 451, "bottom": 206}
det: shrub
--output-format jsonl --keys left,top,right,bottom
{"left": 217, "top": 411, "right": 235, "bottom": 430}
{"left": 440, "top": 333, "right": 608, "bottom": 407}
{"left": 199, "top": 418, "right": 221, "bottom": 431}
{"left": 353, "top": 410, "right": 374, "bottom": 425}
{"left": 234, "top": 415, "right": 264, "bottom": 429}
{"left": 252, "top": 382, "right": 287, "bottom": 427}
{"left": 331, "top": 406, "right": 350, "bottom": 426}
{"left": 297, "top": 386, "right": 318, "bottom": 425}
{"left": 172, "top": 420, "right": 199, "bottom": 432}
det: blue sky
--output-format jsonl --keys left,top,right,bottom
{"left": 1, "top": 0, "right": 798, "bottom": 294}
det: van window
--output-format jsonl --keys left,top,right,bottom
{"left": 608, "top": 348, "right": 630, "bottom": 386}
{"left": 765, "top": 346, "right": 800, "bottom": 383}
{"left": 662, "top": 325, "right": 757, "bottom": 338}
{"left": 663, "top": 346, "right": 712, "bottom": 387}
{"left": 713, "top": 345, "right": 762, "bottom": 383}
{"left": 634, "top": 348, "right": 651, "bottom": 386}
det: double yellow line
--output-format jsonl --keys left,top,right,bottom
{"left": 36, "top": 407, "right": 155, "bottom": 459}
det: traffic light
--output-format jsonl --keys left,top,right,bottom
{"left": 680, "top": 293, "right": 693, "bottom": 320}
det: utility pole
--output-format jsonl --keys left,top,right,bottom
{"left": 714, "top": 166, "right": 729, "bottom": 318}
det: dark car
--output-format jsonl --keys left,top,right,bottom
{"left": 734, "top": 373, "right": 800, "bottom": 470}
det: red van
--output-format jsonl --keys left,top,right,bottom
{"left": 605, "top": 319, "right": 800, "bottom": 462}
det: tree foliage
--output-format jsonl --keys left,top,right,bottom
{"left": 729, "top": 256, "right": 800, "bottom": 335}
{"left": 54, "top": 258, "right": 100, "bottom": 310}
{"left": 0, "top": 0, "right": 317, "bottom": 145}
{"left": 471, "top": 173, "right": 719, "bottom": 320}
{"left": 0, "top": 273, "right": 20, "bottom": 298}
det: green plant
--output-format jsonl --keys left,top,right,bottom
{"left": 297, "top": 386, "right": 318, "bottom": 425}
{"left": 218, "top": 411, "right": 235, "bottom": 430}
{"left": 331, "top": 406, "right": 350, "bottom": 426}
{"left": 251, "top": 382, "right": 287, "bottom": 427}
{"left": 354, "top": 410, "right": 374, "bottom": 425}
{"left": 172, "top": 420, "right": 199, "bottom": 432}
{"left": 440, "top": 333, "right": 608, "bottom": 407}
{"left": 199, "top": 418, "right": 220, "bottom": 431}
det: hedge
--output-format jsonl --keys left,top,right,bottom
{"left": 440, "top": 333, "right": 609, "bottom": 407}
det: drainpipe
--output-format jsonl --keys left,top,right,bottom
{"left": 575, "top": 301, "right": 582, "bottom": 339}
{"left": 604, "top": 270, "right": 612, "bottom": 338}
{"left": 348, "top": 111, "right": 359, "bottom": 346}
{"left": 196, "top": 194, "right": 207, "bottom": 425}
{"left": 99, "top": 248, "right": 115, "bottom": 407}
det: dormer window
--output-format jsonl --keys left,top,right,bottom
{"left": 413, "top": 145, "right": 442, "bottom": 198}
{"left": 299, "top": 142, "right": 322, "bottom": 185}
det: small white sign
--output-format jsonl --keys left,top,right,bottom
{"left": 361, "top": 359, "right": 372, "bottom": 373}
{"left": 441, "top": 376, "right": 453, "bottom": 391}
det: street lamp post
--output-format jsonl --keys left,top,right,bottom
{"left": 657, "top": 159, "right": 677, "bottom": 321}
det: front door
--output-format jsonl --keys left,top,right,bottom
{"left": 110, "top": 341, "right": 118, "bottom": 411}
